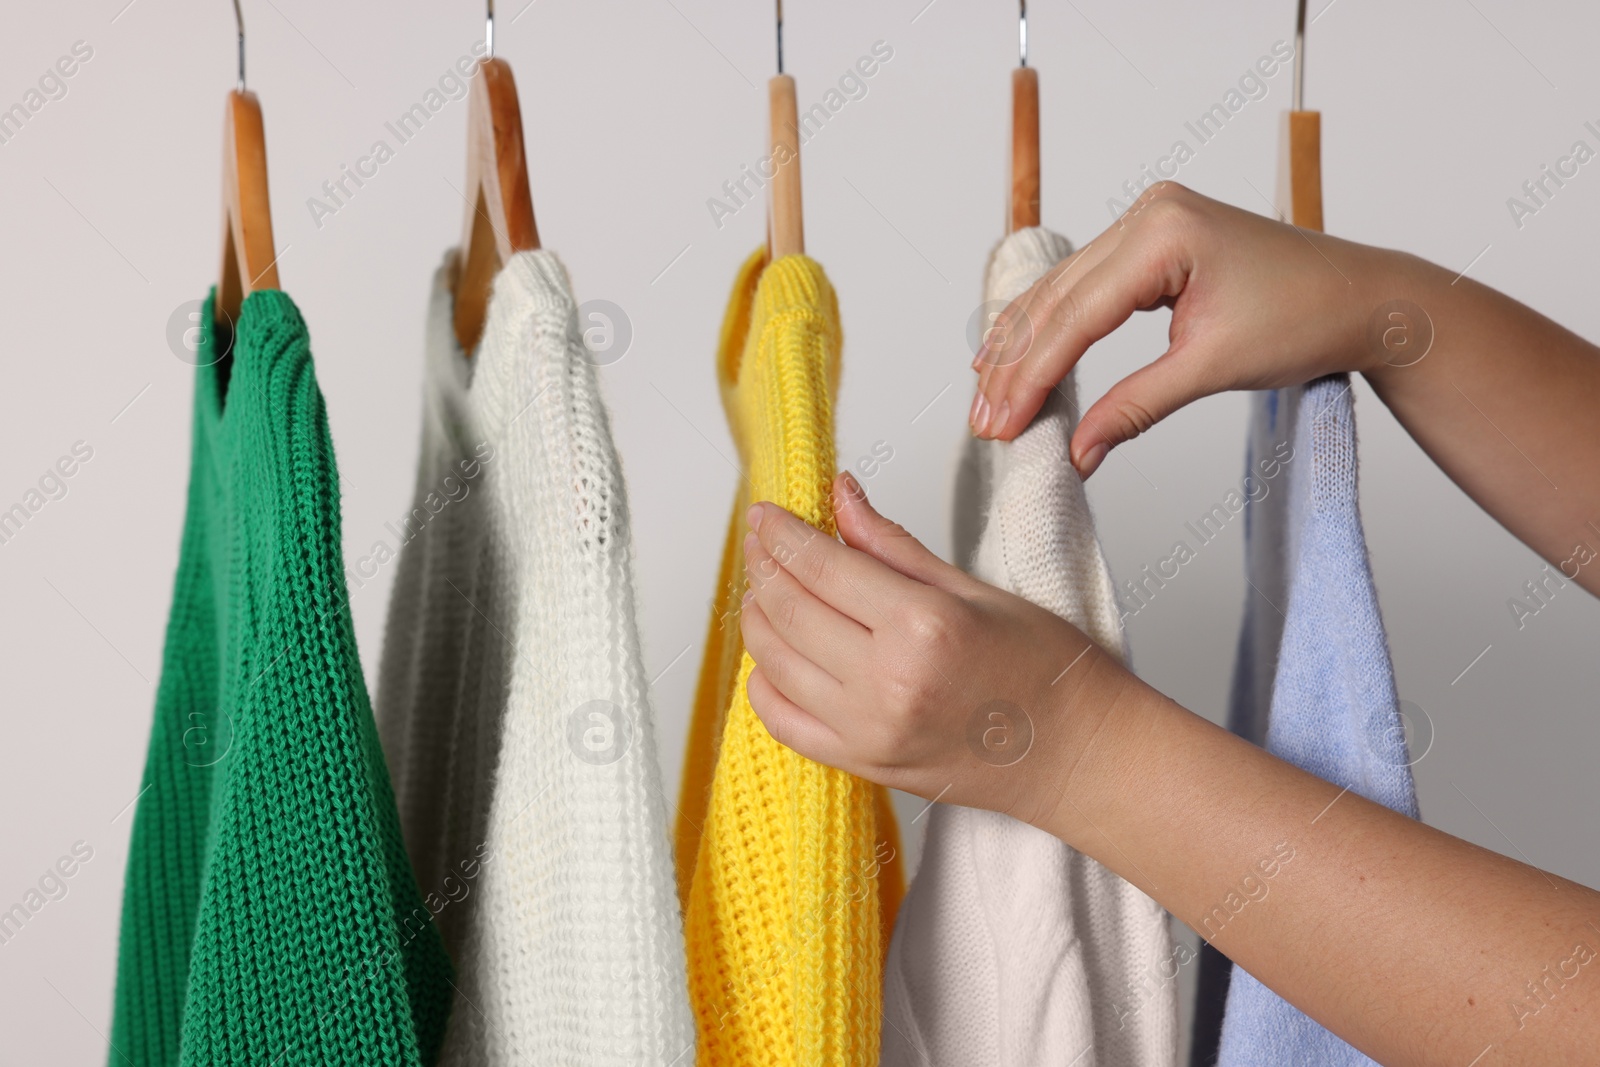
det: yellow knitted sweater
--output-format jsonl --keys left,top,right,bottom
{"left": 677, "top": 250, "right": 905, "bottom": 1064}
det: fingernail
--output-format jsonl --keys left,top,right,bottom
{"left": 974, "top": 394, "right": 991, "bottom": 436}
{"left": 992, "top": 400, "right": 1010, "bottom": 438}
{"left": 968, "top": 390, "right": 982, "bottom": 428}
{"left": 746, "top": 502, "right": 764, "bottom": 530}
{"left": 743, "top": 530, "right": 759, "bottom": 556}
{"left": 971, "top": 346, "right": 986, "bottom": 370}
{"left": 1078, "top": 442, "right": 1109, "bottom": 479}
{"left": 840, "top": 470, "right": 864, "bottom": 502}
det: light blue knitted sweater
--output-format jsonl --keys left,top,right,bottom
{"left": 1208, "top": 377, "right": 1421, "bottom": 1066}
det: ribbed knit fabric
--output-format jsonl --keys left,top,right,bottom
{"left": 108, "top": 289, "right": 453, "bottom": 1066}
{"left": 373, "top": 250, "right": 695, "bottom": 1065}
{"left": 882, "top": 228, "right": 1178, "bottom": 1067}
{"left": 1195, "top": 380, "right": 1420, "bottom": 1066}
{"left": 675, "top": 250, "right": 905, "bottom": 1066}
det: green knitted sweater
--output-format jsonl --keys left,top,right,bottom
{"left": 109, "top": 290, "right": 453, "bottom": 1065}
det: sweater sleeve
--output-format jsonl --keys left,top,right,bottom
{"left": 882, "top": 228, "right": 1178, "bottom": 1067}
{"left": 373, "top": 250, "right": 696, "bottom": 1066}
{"left": 111, "top": 288, "right": 454, "bottom": 1067}
{"left": 681, "top": 253, "right": 904, "bottom": 1066}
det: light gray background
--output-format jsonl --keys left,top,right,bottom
{"left": 3, "top": 1, "right": 1596, "bottom": 1061}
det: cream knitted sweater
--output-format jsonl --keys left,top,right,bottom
{"left": 374, "top": 250, "right": 695, "bottom": 1065}
{"left": 881, "top": 228, "right": 1177, "bottom": 1067}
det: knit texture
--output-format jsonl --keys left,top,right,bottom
{"left": 373, "top": 250, "right": 695, "bottom": 1064}
{"left": 676, "top": 250, "right": 905, "bottom": 1066}
{"left": 882, "top": 228, "right": 1178, "bottom": 1067}
{"left": 1199, "top": 380, "right": 1420, "bottom": 1066}
{"left": 109, "top": 289, "right": 453, "bottom": 1066}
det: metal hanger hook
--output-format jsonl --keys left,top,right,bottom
{"left": 232, "top": 0, "right": 245, "bottom": 91}
{"left": 1293, "top": 0, "right": 1307, "bottom": 111}
{"left": 1019, "top": 0, "right": 1028, "bottom": 68}
{"left": 775, "top": 0, "right": 784, "bottom": 75}
{"left": 487, "top": 0, "right": 495, "bottom": 60}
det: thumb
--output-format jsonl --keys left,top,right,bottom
{"left": 1070, "top": 341, "right": 1212, "bottom": 478}
{"left": 832, "top": 472, "right": 965, "bottom": 591}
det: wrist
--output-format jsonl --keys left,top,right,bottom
{"left": 1349, "top": 248, "right": 1450, "bottom": 379}
{"left": 1026, "top": 648, "right": 1169, "bottom": 848}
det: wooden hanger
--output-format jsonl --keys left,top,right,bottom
{"left": 1009, "top": 1, "right": 1040, "bottom": 233}
{"left": 452, "top": 0, "right": 540, "bottom": 356}
{"left": 1288, "top": 0, "right": 1322, "bottom": 232}
{"left": 767, "top": 0, "right": 804, "bottom": 259}
{"left": 217, "top": 0, "right": 278, "bottom": 328}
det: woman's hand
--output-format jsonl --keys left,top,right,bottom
{"left": 739, "top": 471, "right": 1150, "bottom": 834}
{"left": 970, "top": 181, "right": 1425, "bottom": 476}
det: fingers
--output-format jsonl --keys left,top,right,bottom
{"left": 979, "top": 233, "right": 1188, "bottom": 442}
{"left": 973, "top": 235, "right": 1117, "bottom": 401}
{"left": 832, "top": 472, "right": 970, "bottom": 592}
{"left": 739, "top": 596, "right": 844, "bottom": 712}
{"left": 972, "top": 223, "right": 1122, "bottom": 435}
{"left": 1069, "top": 340, "right": 1219, "bottom": 478}
{"left": 745, "top": 495, "right": 925, "bottom": 628}
{"left": 971, "top": 184, "right": 1200, "bottom": 443}
{"left": 743, "top": 530, "right": 870, "bottom": 674}
{"left": 745, "top": 664, "right": 849, "bottom": 768}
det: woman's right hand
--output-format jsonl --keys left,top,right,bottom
{"left": 969, "top": 181, "right": 1433, "bottom": 477}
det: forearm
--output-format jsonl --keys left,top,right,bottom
{"left": 1360, "top": 253, "right": 1600, "bottom": 594}
{"left": 1039, "top": 679, "right": 1600, "bottom": 1066}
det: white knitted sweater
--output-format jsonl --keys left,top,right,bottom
{"left": 374, "top": 250, "right": 695, "bottom": 1065}
{"left": 881, "top": 228, "right": 1177, "bottom": 1067}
